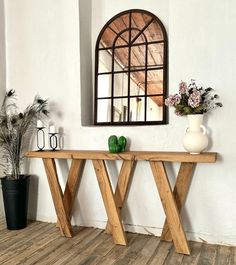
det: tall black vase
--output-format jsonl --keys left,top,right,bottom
{"left": 1, "top": 175, "right": 30, "bottom": 230}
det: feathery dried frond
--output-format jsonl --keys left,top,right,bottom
{"left": 0, "top": 91, "right": 49, "bottom": 179}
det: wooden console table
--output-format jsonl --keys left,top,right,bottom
{"left": 25, "top": 150, "right": 217, "bottom": 255}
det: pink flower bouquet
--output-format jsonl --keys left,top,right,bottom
{"left": 165, "top": 80, "right": 223, "bottom": 116}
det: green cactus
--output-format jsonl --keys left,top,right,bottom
{"left": 118, "top": 136, "right": 127, "bottom": 152}
{"left": 108, "top": 135, "right": 127, "bottom": 153}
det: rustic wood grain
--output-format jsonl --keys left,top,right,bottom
{"left": 215, "top": 245, "right": 231, "bottom": 265}
{"left": 149, "top": 241, "right": 173, "bottom": 265}
{"left": 150, "top": 161, "right": 190, "bottom": 255}
{"left": 164, "top": 246, "right": 184, "bottom": 265}
{"left": 25, "top": 149, "right": 217, "bottom": 256}
{"left": 161, "top": 162, "right": 195, "bottom": 241}
{"left": 32, "top": 227, "right": 92, "bottom": 265}
{"left": 131, "top": 236, "right": 161, "bottom": 264}
{"left": 0, "top": 223, "right": 57, "bottom": 264}
{"left": 43, "top": 158, "right": 73, "bottom": 237}
{"left": 112, "top": 234, "right": 150, "bottom": 265}
{"left": 56, "top": 229, "right": 104, "bottom": 265}
{"left": 106, "top": 160, "right": 136, "bottom": 233}
{"left": 63, "top": 159, "right": 85, "bottom": 219}
{"left": 25, "top": 150, "right": 217, "bottom": 163}
{"left": 0, "top": 218, "right": 236, "bottom": 265}
{"left": 96, "top": 233, "right": 139, "bottom": 264}
{"left": 93, "top": 159, "right": 127, "bottom": 245}
{"left": 197, "top": 244, "right": 217, "bottom": 265}
{"left": 182, "top": 241, "right": 202, "bottom": 265}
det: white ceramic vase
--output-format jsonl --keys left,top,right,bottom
{"left": 183, "top": 114, "right": 208, "bottom": 154}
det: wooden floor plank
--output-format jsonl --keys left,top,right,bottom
{"left": 0, "top": 222, "right": 52, "bottom": 262}
{"left": 54, "top": 229, "right": 104, "bottom": 265}
{"left": 96, "top": 233, "right": 139, "bottom": 265}
{"left": 47, "top": 230, "right": 107, "bottom": 265}
{"left": 112, "top": 234, "right": 151, "bottom": 265}
{"left": 163, "top": 247, "right": 184, "bottom": 265}
{"left": 130, "top": 236, "right": 161, "bottom": 265}
{"left": 182, "top": 241, "right": 202, "bottom": 265}
{"left": 230, "top": 246, "right": 236, "bottom": 265}
{"left": 215, "top": 245, "right": 231, "bottom": 265}
{"left": 0, "top": 218, "right": 236, "bottom": 265}
{"left": 30, "top": 227, "right": 93, "bottom": 265}
{"left": 197, "top": 243, "right": 217, "bottom": 265}
{"left": 3, "top": 225, "right": 61, "bottom": 264}
{"left": 93, "top": 236, "right": 116, "bottom": 257}
{"left": 148, "top": 241, "right": 173, "bottom": 265}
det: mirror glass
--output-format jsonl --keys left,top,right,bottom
{"left": 94, "top": 9, "right": 168, "bottom": 125}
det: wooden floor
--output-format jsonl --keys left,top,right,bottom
{"left": 0, "top": 218, "right": 235, "bottom": 265}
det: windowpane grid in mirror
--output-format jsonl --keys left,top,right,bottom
{"left": 131, "top": 12, "right": 153, "bottom": 32}
{"left": 130, "top": 79, "right": 145, "bottom": 96}
{"left": 109, "top": 14, "right": 130, "bottom": 37}
{"left": 143, "top": 21, "right": 164, "bottom": 41}
{"left": 97, "top": 99, "right": 111, "bottom": 122}
{"left": 114, "top": 73, "right": 128, "bottom": 97}
{"left": 131, "top": 30, "right": 146, "bottom": 44}
{"left": 130, "top": 45, "right": 146, "bottom": 70}
{"left": 146, "top": 96, "right": 164, "bottom": 121}
{"left": 148, "top": 43, "right": 164, "bottom": 67}
{"left": 114, "top": 47, "right": 129, "bottom": 72}
{"left": 97, "top": 74, "right": 111, "bottom": 98}
{"left": 113, "top": 98, "right": 128, "bottom": 122}
{"left": 130, "top": 97, "right": 145, "bottom": 122}
{"left": 147, "top": 69, "right": 163, "bottom": 95}
{"left": 130, "top": 71, "right": 145, "bottom": 96}
{"left": 95, "top": 9, "right": 168, "bottom": 125}
{"left": 99, "top": 27, "right": 118, "bottom": 48}
{"left": 98, "top": 50, "right": 112, "bottom": 73}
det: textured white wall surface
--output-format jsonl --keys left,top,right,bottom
{"left": 1, "top": 0, "right": 236, "bottom": 245}
{"left": 0, "top": 0, "right": 6, "bottom": 216}
{"left": 0, "top": 0, "right": 5, "bottom": 100}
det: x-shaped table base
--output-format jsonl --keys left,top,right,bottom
{"left": 25, "top": 150, "right": 216, "bottom": 255}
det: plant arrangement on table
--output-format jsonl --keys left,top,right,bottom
{"left": 165, "top": 80, "right": 223, "bottom": 154}
{"left": 0, "top": 90, "right": 49, "bottom": 229}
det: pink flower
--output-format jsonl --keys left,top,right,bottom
{"left": 188, "top": 89, "right": 201, "bottom": 108}
{"left": 165, "top": 94, "right": 181, "bottom": 106}
{"left": 179, "top": 81, "right": 188, "bottom": 94}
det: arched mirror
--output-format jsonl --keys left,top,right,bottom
{"left": 94, "top": 9, "right": 168, "bottom": 125}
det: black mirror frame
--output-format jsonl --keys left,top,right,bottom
{"left": 94, "top": 9, "right": 168, "bottom": 126}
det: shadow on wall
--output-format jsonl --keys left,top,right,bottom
{"left": 28, "top": 175, "right": 39, "bottom": 220}
{"left": 79, "top": 0, "right": 93, "bottom": 126}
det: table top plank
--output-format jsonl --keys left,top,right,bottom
{"left": 25, "top": 150, "right": 217, "bottom": 163}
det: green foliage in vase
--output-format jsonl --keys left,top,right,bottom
{"left": 0, "top": 90, "right": 49, "bottom": 179}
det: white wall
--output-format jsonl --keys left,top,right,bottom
{"left": 0, "top": 0, "right": 5, "bottom": 101}
{"left": 3, "top": 0, "right": 236, "bottom": 246}
{"left": 0, "top": 0, "right": 6, "bottom": 216}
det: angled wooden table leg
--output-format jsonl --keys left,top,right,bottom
{"left": 63, "top": 159, "right": 85, "bottom": 218}
{"left": 56, "top": 159, "right": 86, "bottom": 227}
{"left": 150, "top": 161, "right": 190, "bottom": 255}
{"left": 43, "top": 158, "right": 73, "bottom": 238}
{"left": 106, "top": 160, "right": 136, "bottom": 234}
{"left": 161, "top": 162, "right": 195, "bottom": 242}
{"left": 93, "top": 159, "right": 127, "bottom": 245}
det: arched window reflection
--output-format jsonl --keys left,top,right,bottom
{"left": 94, "top": 9, "right": 168, "bottom": 125}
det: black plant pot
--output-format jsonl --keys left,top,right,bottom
{"left": 1, "top": 175, "right": 30, "bottom": 230}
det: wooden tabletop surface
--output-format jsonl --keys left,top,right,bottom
{"left": 25, "top": 150, "right": 217, "bottom": 163}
